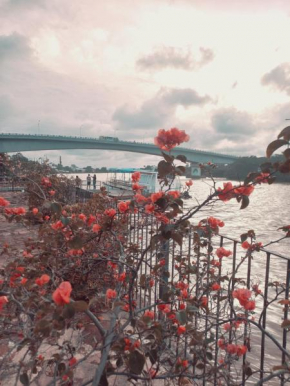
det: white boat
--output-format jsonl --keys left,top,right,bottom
{"left": 103, "top": 170, "right": 182, "bottom": 198}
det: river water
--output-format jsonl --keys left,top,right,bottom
{"left": 68, "top": 172, "right": 290, "bottom": 257}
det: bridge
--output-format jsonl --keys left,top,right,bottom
{"left": 0, "top": 133, "right": 238, "bottom": 164}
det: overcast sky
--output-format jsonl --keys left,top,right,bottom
{"left": 1, "top": 0, "right": 290, "bottom": 167}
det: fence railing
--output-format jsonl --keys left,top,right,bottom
{"left": 125, "top": 212, "right": 290, "bottom": 385}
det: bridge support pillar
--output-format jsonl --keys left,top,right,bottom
{"left": 186, "top": 162, "right": 201, "bottom": 178}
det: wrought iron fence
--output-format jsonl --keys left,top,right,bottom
{"left": 125, "top": 212, "right": 290, "bottom": 385}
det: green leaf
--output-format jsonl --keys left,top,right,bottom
{"left": 51, "top": 202, "right": 62, "bottom": 214}
{"left": 157, "top": 160, "right": 173, "bottom": 178}
{"left": 176, "top": 155, "right": 187, "bottom": 163}
{"left": 266, "top": 139, "right": 288, "bottom": 158}
{"left": 20, "top": 373, "right": 29, "bottom": 386}
{"left": 240, "top": 233, "right": 248, "bottom": 243}
{"left": 283, "top": 148, "right": 290, "bottom": 159}
{"left": 73, "top": 301, "right": 88, "bottom": 312}
{"left": 171, "top": 232, "right": 183, "bottom": 246}
{"left": 278, "top": 125, "right": 290, "bottom": 141}
{"left": 176, "top": 310, "right": 187, "bottom": 325}
{"left": 161, "top": 151, "right": 174, "bottom": 163}
{"left": 128, "top": 350, "right": 145, "bottom": 374}
{"left": 63, "top": 303, "right": 75, "bottom": 319}
{"left": 61, "top": 216, "right": 70, "bottom": 226}
{"left": 240, "top": 195, "right": 249, "bottom": 210}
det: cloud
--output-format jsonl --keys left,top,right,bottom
{"left": 261, "top": 63, "right": 290, "bottom": 95}
{"left": 136, "top": 46, "right": 214, "bottom": 71}
{"left": 211, "top": 108, "right": 259, "bottom": 139}
{"left": 113, "top": 87, "right": 212, "bottom": 132}
{"left": 0, "top": 33, "right": 32, "bottom": 62}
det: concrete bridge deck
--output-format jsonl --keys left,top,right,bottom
{"left": 0, "top": 133, "right": 238, "bottom": 164}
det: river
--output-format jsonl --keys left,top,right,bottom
{"left": 67, "top": 172, "right": 290, "bottom": 257}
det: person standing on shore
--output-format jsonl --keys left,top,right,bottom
{"left": 93, "top": 174, "right": 97, "bottom": 190}
{"left": 75, "top": 176, "right": 82, "bottom": 188}
{"left": 86, "top": 174, "right": 91, "bottom": 190}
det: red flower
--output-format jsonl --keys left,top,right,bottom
{"left": 69, "top": 357, "right": 77, "bottom": 366}
{"left": 218, "top": 339, "right": 226, "bottom": 350}
{"left": 118, "top": 272, "right": 126, "bottom": 282}
{"left": 35, "top": 274, "right": 50, "bottom": 286}
{"left": 49, "top": 190, "right": 56, "bottom": 196}
{"left": 177, "top": 325, "right": 186, "bottom": 335}
{"left": 78, "top": 213, "right": 86, "bottom": 221}
{"left": 21, "top": 278, "right": 28, "bottom": 285}
{"left": 212, "top": 283, "right": 221, "bottom": 291}
{"left": 167, "top": 190, "right": 180, "bottom": 199}
{"left": 104, "top": 208, "right": 116, "bottom": 217}
{"left": 236, "top": 345, "right": 247, "bottom": 356}
{"left": 0, "top": 197, "right": 10, "bottom": 207}
{"left": 226, "top": 344, "right": 237, "bottom": 355}
{"left": 51, "top": 220, "right": 63, "bottom": 230}
{"left": 144, "top": 310, "right": 155, "bottom": 319}
{"left": 154, "top": 128, "right": 190, "bottom": 152}
{"left": 41, "top": 177, "right": 51, "bottom": 187}
{"left": 132, "top": 183, "right": 142, "bottom": 191}
{"left": 145, "top": 204, "right": 155, "bottom": 214}
{"left": 118, "top": 201, "right": 130, "bottom": 213}
{"left": 132, "top": 171, "right": 141, "bottom": 183}
{"left": 244, "top": 300, "right": 256, "bottom": 311}
{"left": 150, "top": 191, "right": 163, "bottom": 203}
{"left": 106, "top": 288, "right": 117, "bottom": 300}
{"left": 185, "top": 180, "right": 193, "bottom": 187}
{"left": 255, "top": 173, "right": 270, "bottom": 184}
{"left": 32, "top": 208, "right": 38, "bottom": 214}
{"left": 92, "top": 224, "right": 101, "bottom": 233}
{"left": 216, "top": 247, "right": 232, "bottom": 259}
{"left": 134, "top": 193, "right": 148, "bottom": 203}
{"left": 234, "top": 185, "right": 254, "bottom": 196}
{"left": 87, "top": 214, "right": 96, "bottom": 226}
{"left": 0, "top": 296, "right": 8, "bottom": 311}
{"left": 207, "top": 217, "right": 224, "bottom": 229}
{"left": 52, "top": 281, "right": 72, "bottom": 305}
{"left": 200, "top": 296, "right": 208, "bottom": 307}
{"left": 217, "top": 182, "right": 235, "bottom": 202}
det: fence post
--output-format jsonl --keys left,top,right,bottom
{"left": 159, "top": 240, "right": 170, "bottom": 301}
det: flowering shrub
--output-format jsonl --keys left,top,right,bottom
{"left": 0, "top": 126, "right": 289, "bottom": 384}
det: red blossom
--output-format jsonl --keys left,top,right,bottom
{"left": 234, "top": 185, "right": 255, "bottom": 196}
{"left": 255, "top": 173, "right": 270, "bottom": 184}
{"left": 216, "top": 247, "right": 232, "bottom": 259}
{"left": 69, "top": 357, "right": 77, "bottom": 367}
{"left": 32, "top": 208, "right": 39, "bottom": 214}
{"left": 144, "top": 310, "right": 155, "bottom": 319}
{"left": 41, "top": 177, "right": 51, "bottom": 187}
{"left": 52, "top": 281, "right": 72, "bottom": 306}
{"left": 150, "top": 191, "right": 163, "bottom": 203}
{"left": 106, "top": 288, "right": 117, "bottom": 300}
{"left": 118, "top": 201, "right": 130, "bottom": 213}
{"left": 0, "top": 197, "right": 10, "bottom": 207}
{"left": 0, "top": 296, "right": 8, "bottom": 311}
{"left": 132, "top": 183, "right": 142, "bottom": 191}
{"left": 49, "top": 190, "right": 56, "bottom": 196}
{"left": 131, "top": 171, "right": 141, "bottom": 182}
{"left": 92, "top": 224, "right": 101, "bottom": 233}
{"left": 51, "top": 220, "right": 64, "bottom": 230}
{"left": 185, "top": 180, "right": 193, "bottom": 187}
{"left": 154, "top": 128, "right": 190, "bottom": 151}
{"left": 104, "top": 208, "right": 116, "bottom": 217}
{"left": 145, "top": 204, "right": 155, "bottom": 214}
{"left": 177, "top": 325, "right": 186, "bottom": 335}
{"left": 167, "top": 190, "right": 180, "bottom": 199}
{"left": 212, "top": 282, "right": 221, "bottom": 291}
{"left": 35, "top": 274, "right": 50, "bottom": 286}
{"left": 207, "top": 217, "right": 225, "bottom": 229}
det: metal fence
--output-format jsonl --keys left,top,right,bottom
{"left": 125, "top": 212, "right": 290, "bottom": 385}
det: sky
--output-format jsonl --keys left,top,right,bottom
{"left": 1, "top": 0, "right": 290, "bottom": 168}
